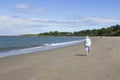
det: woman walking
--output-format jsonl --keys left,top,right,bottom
{"left": 84, "top": 36, "right": 92, "bottom": 56}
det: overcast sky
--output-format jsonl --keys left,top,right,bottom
{"left": 0, "top": 0, "right": 120, "bottom": 35}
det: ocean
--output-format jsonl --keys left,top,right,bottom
{"left": 0, "top": 36, "right": 85, "bottom": 57}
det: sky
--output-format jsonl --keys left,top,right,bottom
{"left": 0, "top": 0, "right": 120, "bottom": 35}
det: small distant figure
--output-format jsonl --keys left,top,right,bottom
{"left": 84, "top": 36, "right": 92, "bottom": 56}
{"left": 100, "top": 36, "right": 102, "bottom": 38}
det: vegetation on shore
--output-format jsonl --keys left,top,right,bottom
{"left": 23, "top": 24, "right": 120, "bottom": 36}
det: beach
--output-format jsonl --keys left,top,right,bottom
{"left": 0, "top": 37, "right": 120, "bottom": 80}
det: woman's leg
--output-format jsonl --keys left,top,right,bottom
{"left": 88, "top": 46, "right": 91, "bottom": 55}
{"left": 85, "top": 46, "right": 89, "bottom": 56}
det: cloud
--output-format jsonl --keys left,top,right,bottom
{"left": 0, "top": 15, "right": 120, "bottom": 35}
{"left": 0, "top": 15, "right": 69, "bottom": 35}
{"left": 15, "top": 3, "right": 46, "bottom": 14}
{"left": 15, "top": 4, "right": 28, "bottom": 9}
{"left": 0, "top": 15, "right": 65, "bottom": 28}
{"left": 85, "top": 17, "right": 120, "bottom": 24}
{"left": 74, "top": 16, "right": 120, "bottom": 26}
{"left": 0, "top": 16, "right": 120, "bottom": 28}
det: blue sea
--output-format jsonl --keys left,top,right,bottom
{"left": 0, "top": 36, "right": 85, "bottom": 57}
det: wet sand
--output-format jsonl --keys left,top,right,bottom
{"left": 0, "top": 37, "right": 120, "bottom": 80}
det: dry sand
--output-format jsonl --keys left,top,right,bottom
{"left": 0, "top": 37, "right": 120, "bottom": 80}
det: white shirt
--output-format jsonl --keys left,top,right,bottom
{"left": 85, "top": 38, "right": 92, "bottom": 46}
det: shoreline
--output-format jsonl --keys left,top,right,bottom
{"left": 0, "top": 37, "right": 120, "bottom": 80}
{"left": 0, "top": 39, "right": 84, "bottom": 58}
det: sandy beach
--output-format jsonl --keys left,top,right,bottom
{"left": 0, "top": 37, "right": 120, "bottom": 80}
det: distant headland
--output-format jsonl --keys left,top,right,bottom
{"left": 22, "top": 24, "right": 120, "bottom": 36}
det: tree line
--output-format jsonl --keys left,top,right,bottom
{"left": 73, "top": 24, "right": 120, "bottom": 36}
{"left": 23, "top": 24, "right": 120, "bottom": 36}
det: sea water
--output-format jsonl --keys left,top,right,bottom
{"left": 0, "top": 36, "right": 85, "bottom": 57}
